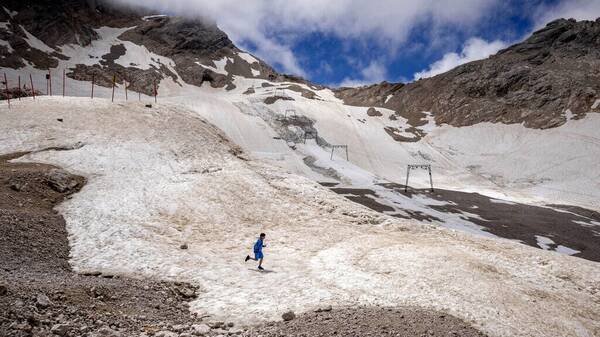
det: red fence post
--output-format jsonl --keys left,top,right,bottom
{"left": 91, "top": 74, "right": 95, "bottom": 99}
{"left": 111, "top": 74, "right": 116, "bottom": 103}
{"left": 3, "top": 73, "right": 10, "bottom": 109}
{"left": 62, "top": 69, "right": 66, "bottom": 97}
{"left": 30, "top": 74, "right": 35, "bottom": 100}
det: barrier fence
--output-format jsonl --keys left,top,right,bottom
{"left": 1, "top": 69, "right": 159, "bottom": 109}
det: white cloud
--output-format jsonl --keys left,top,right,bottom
{"left": 534, "top": 0, "right": 600, "bottom": 28}
{"left": 107, "top": 0, "right": 500, "bottom": 76}
{"left": 413, "top": 38, "right": 508, "bottom": 80}
{"left": 338, "top": 61, "right": 387, "bottom": 87}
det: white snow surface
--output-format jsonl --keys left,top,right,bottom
{"left": 1, "top": 98, "right": 599, "bottom": 337}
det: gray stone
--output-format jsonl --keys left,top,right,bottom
{"left": 155, "top": 331, "right": 178, "bottom": 337}
{"left": 0, "top": 284, "right": 7, "bottom": 296}
{"left": 36, "top": 294, "right": 51, "bottom": 309}
{"left": 46, "top": 168, "right": 79, "bottom": 193}
{"left": 282, "top": 311, "right": 296, "bottom": 321}
{"left": 191, "top": 323, "right": 210, "bottom": 335}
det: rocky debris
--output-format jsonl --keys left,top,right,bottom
{"left": 282, "top": 311, "right": 296, "bottom": 321}
{"left": 335, "top": 18, "right": 600, "bottom": 131}
{"left": 246, "top": 307, "right": 487, "bottom": 337}
{"left": 264, "top": 95, "right": 295, "bottom": 105}
{"left": 366, "top": 107, "right": 382, "bottom": 117}
{"left": 46, "top": 168, "right": 81, "bottom": 193}
{"left": 156, "top": 331, "right": 178, "bottom": 337}
{"left": 0, "top": 284, "right": 7, "bottom": 296}
{"left": 243, "top": 87, "right": 255, "bottom": 95}
{"left": 180, "top": 243, "right": 189, "bottom": 250}
{"left": 0, "top": 87, "right": 41, "bottom": 100}
{"left": 8, "top": 177, "right": 26, "bottom": 191}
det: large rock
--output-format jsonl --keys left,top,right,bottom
{"left": 36, "top": 294, "right": 51, "bottom": 309}
{"left": 46, "top": 168, "right": 79, "bottom": 193}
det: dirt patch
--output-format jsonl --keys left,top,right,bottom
{"left": 247, "top": 307, "right": 487, "bottom": 337}
{"left": 0, "top": 152, "right": 202, "bottom": 337}
{"left": 381, "top": 183, "right": 600, "bottom": 262}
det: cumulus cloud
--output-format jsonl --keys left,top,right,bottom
{"left": 413, "top": 38, "right": 508, "bottom": 80}
{"left": 338, "top": 61, "right": 387, "bottom": 87}
{"left": 106, "top": 0, "right": 499, "bottom": 76}
{"left": 534, "top": 0, "right": 600, "bottom": 28}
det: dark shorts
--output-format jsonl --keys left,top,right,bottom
{"left": 254, "top": 252, "right": 264, "bottom": 259}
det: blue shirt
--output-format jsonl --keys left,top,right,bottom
{"left": 253, "top": 239, "right": 263, "bottom": 253}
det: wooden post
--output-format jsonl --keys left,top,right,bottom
{"left": 404, "top": 166, "right": 410, "bottom": 193}
{"left": 91, "top": 74, "right": 95, "bottom": 99}
{"left": 345, "top": 146, "right": 349, "bottom": 161}
{"left": 111, "top": 74, "right": 116, "bottom": 102}
{"left": 330, "top": 147, "right": 334, "bottom": 160}
{"left": 3, "top": 73, "right": 10, "bottom": 109}
{"left": 30, "top": 74, "right": 35, "bottom": 100}
{"left": 428, "top": 166, "right": 434, "bottom": 192}
{"left": 48, "top": 69, "right": 52, "bottom": 96}
{"left": 138, "top": 91, "right": 141, "bottom": 102}
{"left": 124, "top": 80, "right": 128, "bottom": 101}
{"left": 17, "top": 76, "right": 21, "bottom": 101}
{"left": 153, "top": 80, "right": 157, "bottom": 103}
{"left": 62, "top": 69, "right": 66, "bottom": 97}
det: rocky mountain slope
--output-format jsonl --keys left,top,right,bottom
{"left": 0, "top": 0, "right": 282, "bottom": 94}
{"left": 336, "top": 18, "right": 600, "bottom": 130}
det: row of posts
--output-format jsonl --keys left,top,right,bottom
{"left": 2, "top": 69, "right": 158, "bottom": 109}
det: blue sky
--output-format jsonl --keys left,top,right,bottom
{"left": 111, "top": 0, "right": 600, "bottom": 86}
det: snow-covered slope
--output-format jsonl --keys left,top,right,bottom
{"left": 1, "top": 98, "right": 599, "bottom": 337}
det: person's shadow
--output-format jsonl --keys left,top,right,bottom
{"left": 248, "top": 268, "right": 276, "bottom": 274}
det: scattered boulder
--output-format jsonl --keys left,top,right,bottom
{"left": 145, "top": 104, "right": 153, "bottom": 108}
{"left": 315, "top": 305, "right": 332, "bottom": 312}
{"left": 282, "top": 311, "right": 296, "bottom": 321}
{"left": 367, "top": 107, "right": 383, "bottom": 117}
{"left": 46, "top": 168, "right": 79, "bottom": 193}
{"left": 173, "top": 283, "right": 197, "bottom": 299}
{"left": 36, "top": 293, "right": 51, "bottom": 309}
{"left": 180, "top": 243, "right": 188, "bottom": 250}
{"left": 0, "top": 284, "right": 7, "bottom": 296}
{"left": 191, "top": 323, "right": 210, "bottom": 335}
{"left": 207, "top": 321, "right": 224, "bottom": 328}
{"left": 51, "top": 323, "right": 71, "bottom": 336}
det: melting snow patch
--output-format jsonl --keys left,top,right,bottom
{"left": 19, "top": 25, "right": 56, "bottom": 53}
{"left": 489, "top": 198, "right": 517, "bottom": 205}
{"left": 385, "top": 94, "right": 393, "bottom": 103}
{"left": 555, "top": 245, "right": 580, "bottom": 256}
{"left": 2, "top": 6, "right": 17, "bottom": 18}
{"left": 592, "top": 99, "right": 600, "bottom": 110}
{"left": 142, "top": 15, "right": 167, "bottom": 21}
{"left": 535, "top": 235, "right": 554, "bottom": 250}
{"left": 238, "top": 52, "right": 259, "bottom": 65}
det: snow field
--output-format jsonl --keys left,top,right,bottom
{"left": 1, "top": 98, "right": 599, "bottom": 337}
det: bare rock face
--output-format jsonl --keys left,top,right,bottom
{"left": 335, "top": 18, "right": 600, "bottom": 130}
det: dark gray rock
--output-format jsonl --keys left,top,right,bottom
{"left": 47, "top": 169, "right": 80, "bottom": 193}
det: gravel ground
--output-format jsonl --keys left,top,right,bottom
{"left": 0, "top": 151, "right": 487, "bottom": 337}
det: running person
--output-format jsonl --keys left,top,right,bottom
{"left": 245, "top": 233, "right": 266, "bottom": 270}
